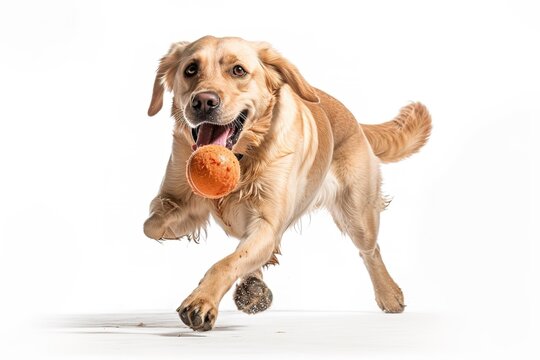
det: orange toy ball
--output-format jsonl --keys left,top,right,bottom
{"left": 186, "top": 145, "right": 240, "bottom": 199}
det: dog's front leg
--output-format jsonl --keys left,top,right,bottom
{"left": 143, "top": 194, "right": 209, "bottom": 240}
{"left": 144, "top": 140, "right": 211, "bottom": 241}
{"left": 177, "top": 219, "right": 276, "bottom": 331}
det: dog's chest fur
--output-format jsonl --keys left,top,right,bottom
{"left": 208, "top": 169, "right": 340, "bottom": 239}
{"left": 210, "top": 197, "right": 249, "bottom": 238}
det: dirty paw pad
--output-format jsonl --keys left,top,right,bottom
{"left": 234, "top": 277, "right": 273, "bottom": 314}
{"left": 177, "top": 301, "right": 216, "bottom": 331}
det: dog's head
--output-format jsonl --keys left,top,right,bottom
{"left": 148, "top": 36, "right": 318, "bottom": 155}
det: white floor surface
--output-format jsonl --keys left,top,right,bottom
{"left": 30, "top": 310, "right": 536, "bottom": 360}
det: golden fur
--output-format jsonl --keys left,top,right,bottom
{"left": 144, "top": 36, "right": 432, "bottom": 331}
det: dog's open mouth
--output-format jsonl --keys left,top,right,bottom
{"left": 191, "top": 110, "right": 247, "bottom": 151}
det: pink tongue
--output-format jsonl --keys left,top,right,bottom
{"left": 195, "top": 124, "right": 232, "bottom": 149}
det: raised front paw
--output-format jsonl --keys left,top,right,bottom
{"left": 143, "top": 212, "right": 182, "bottom": 240}
{"left": 143, "top": 213, "right": 168, "bottom": 240}
{"left": 177, "top": 295, "right": 218, "bottom": 331}
{"left": 143, "top": 196, "right": 185, "bottom": 240}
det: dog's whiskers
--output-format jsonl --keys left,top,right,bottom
{"left": 170, "top": 108, "right": 191, "bottom": 133}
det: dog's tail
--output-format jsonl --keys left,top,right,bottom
{"left": 361, "top": 102, "right": 432, "bottom": 163}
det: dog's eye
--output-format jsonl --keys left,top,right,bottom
{"left": 232, "top": 65, "right": 246, "bottom": 77}
{"left": 184, "top": 63, "right": 198, "bottom": 77}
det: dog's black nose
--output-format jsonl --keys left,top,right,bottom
{"left": 192, "top": 91, "right": 220, "bottom": 114}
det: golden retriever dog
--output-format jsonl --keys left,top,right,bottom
{"left": 144, "top": 35, "right": 431, "bottom": 331}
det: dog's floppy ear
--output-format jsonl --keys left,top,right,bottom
{"left": 257, "top": 43, "right": 319, "bottom": 103}
{"left": 148, "top": 41, "right": 189, "bottom": 117}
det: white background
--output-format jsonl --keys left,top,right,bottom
{"left": 0, "top": 0, "right": 538, "bottom": 357}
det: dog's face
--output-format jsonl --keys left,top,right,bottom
{"left": 148, "top": 36, "right": 318, "bottom": 155}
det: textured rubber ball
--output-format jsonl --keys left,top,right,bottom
{"left": 186, "top": 145, "right": 240, "bottom": 199}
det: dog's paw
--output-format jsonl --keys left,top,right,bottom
{"left": 234, "top": 276, "right": 273, "bottom": 314}
{"left": 177, "top": 295, "right": 218, "bottom": 331}
{"left": 375, "top": 284, "right": 405, "bottom": 313}
{"left": 143, "top": 213, "right": 168, "bottom": 240}
{"left": 143, "top": 213, "right": 181, "bottom": 240}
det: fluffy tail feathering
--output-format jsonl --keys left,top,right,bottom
{"left": 361, "top": 102, "right": 432, "bottom": 163}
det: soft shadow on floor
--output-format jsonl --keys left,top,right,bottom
{"left": 42, "top": 310, "right": 453, "bottom": 359}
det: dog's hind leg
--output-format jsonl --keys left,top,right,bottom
{"left": 331, "top": 189, "right": 405, "bottom": 313}
{"left": 329, "top": 134, "right": 405, "bottom": 313}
